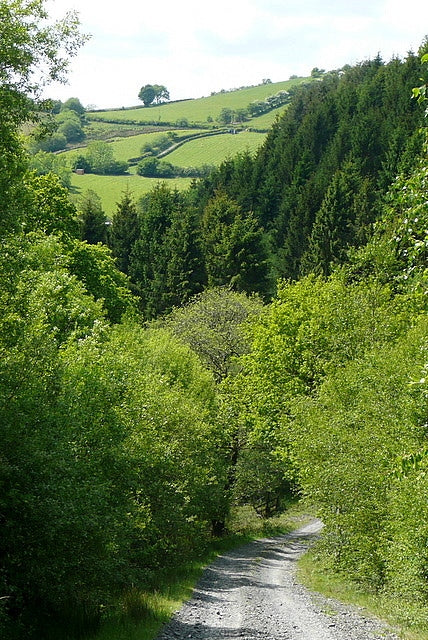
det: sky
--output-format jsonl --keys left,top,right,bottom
{"left": 45, "top": 0, "right": 428, "bottom": 110}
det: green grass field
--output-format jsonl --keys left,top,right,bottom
{"left": 87, "top": 78, "right": 308, "bottom": 126}
{"left": 84, "top": 120, "right": 151, "bottom": 140}
{"left": 69, "top": 172, "right": 193, "bottom": 216}
{"left": 105, "top": 130, "right": 204, "bottom": 162}
{"left": 165, "top": 131, "right": 266, "bottom": 166}
{"left": 249, "top": 105, "right": 288, "bottom": 129}
{"left": 66, "top": 129, "right": 267, "bottom": 216}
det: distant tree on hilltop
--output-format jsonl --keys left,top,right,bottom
{"left": 138, "top": 83, "right": 170, "bottom": 106}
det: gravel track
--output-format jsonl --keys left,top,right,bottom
{"left": 156, "top": 520, "right": 400, "bottom": 640}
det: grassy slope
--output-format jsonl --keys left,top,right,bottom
{"left": 87, "top": 78, "right": 308, "bottom": 126}
{"left": 249, "top": 105, "right": 287, "bottom": 129}
{"left": 63, "top": 130, "right": 197, "bottom": 163}
{"left": 106, "top": 130, "right": 203, "bottom": 162}
{"left": 68, "top": 131, "right": 266, "bottom": 214}
{"left": 70, "top": 173, "right": 193, "bottom": 216}
{"left": 68, "top": 130, "right": 265, "bottom": 215}
{"left": 164, "top": 131, "right": 266, "bottom": 166}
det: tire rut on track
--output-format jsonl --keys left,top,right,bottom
{"left": 155, "top": 520, "right": 400, "bottom": 640}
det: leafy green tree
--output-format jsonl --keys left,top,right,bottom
{"left": 136, "top": 156, "right": 159, "bottom": 176}
{"left": 139, "top": 84, "right": 156, "bottom": 105}
{"left": 24, "top": 172, "right": 79, "bottom": 238}
{"left": 61, "top": 96, "right": 85, "bottom": 116}
{"left": 218, "top": 107, "right": 235, "bottom": 124}
{"left": 65, "top": 240, "right": 136, "bottom": 323}
{"left": 152, "top": 84, "right": 170, "bottom": 103}
{"left": 85, "top": 141, "right": 128, "bottom": 175}
{"left": 311, "top": 67, "right": 325, "bottom": 77}
{"left": 0, "top": 276, "right": 110, "bottom": 637}
{"left": 57, "top": 110, "right": 85, "bottom": 142}
{"left": 0, "top": 1, "right": 87, "bottom": 123}
{"left": 224, "top": 272, "right": 416, "bottom": 516}
{"left": 136, "top": 157, "right": 175, "bottom": 177}
{"left": 27, "top": 107, "right": 85, "bottom": 152}
{"left": 291, "top": 315, "right": 428, "bottom": 592}
{"left": 0, "top": 232, "right": 224, "bottom": 635}
{"left": 108, "top": 324, "right": 226, "bottom": 559}
{"left": 162, "top": 288, "right": 266, "bottom": 524}
{"left": 235, "top": 108, "right": 248, "bottom": 122}
{"left": 28, "top": 151, "right": 72, "bottom": 187}
{"left": 70, "top": 152, "right": 92, "bottom": 173}
{"left": 50, "top": 99, "right": 63, "bottom": 114}
{"left": 162, "top": 287, "right": 263, "bottom": 382}
{"left": 0, "top": 0, "right": 86, "bottom": 235}
{"left": 138, "top": 84, "right": 170, "bottom": 106}
{"left": 141, "top": 133, "right": 171, "bottom": 155}
{"left": 32, "top": 131, "right": 67, "bottom": 152}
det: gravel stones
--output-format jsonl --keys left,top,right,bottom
{"left": 156, "top": 521, "right": 400, "bottom": 640}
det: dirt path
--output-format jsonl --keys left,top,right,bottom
{"left": 156, "top": 520, "right": 400, "bottom": 640}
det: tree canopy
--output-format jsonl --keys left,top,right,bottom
{"left": 138, "top": 83, "right": 170, "bottom": 106}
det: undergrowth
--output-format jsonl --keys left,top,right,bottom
{"left": 297, "top": 548, "right": 428, "bottom": 640}
{"left": 62, "top": 500, "right": 307, "bottom": 640}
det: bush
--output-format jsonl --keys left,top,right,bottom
{"left": 136, "top": 157, "right": 176, "bottom": 178}
{"left": 58, "top": 118, "right": 85, "bottom": 143}
{"left": 291, "top": 314, "right": 428, "bottom": 593}
{"left": 35, "top": 132, "right": 67, "bottom": 152}
{"left": 71, "top": 154, "right": 92, "bottom": 173}
{"left": 141, "top": 134, "right": 171, "bottom": 155}
{"left": 137, "top": 156, "right": 159, "bottom": 177}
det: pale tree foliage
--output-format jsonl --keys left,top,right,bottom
{"left": 0, "top": 0, "right": 88, "bottom": 233}
{"left": 0, "top": 0, "right": 89, "bottom": 122}
{"left": 162, "top": 287, "right": 264, "bottom": 382}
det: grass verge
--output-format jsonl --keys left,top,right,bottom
{"left": 297, "top": 548, "right": 428, "bottom": 640}
{"left": 89, "top": 501, "right": 308, "bottom": 640}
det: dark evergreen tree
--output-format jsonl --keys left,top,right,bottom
{"left": 79, "top": 189, "right": 108, "bottom": 244}
{"left": 129, "top": 184, "right": 205, "bottom": 318}
{"left": 109, "top": 189, "right": 140, "bottom": 274}
{"left": 301, "top": 161, "right": 366, "bottom": 275}
{"left": 190, "top": 52, "right": 423, "bottom": 281}
{"left": 200, "top": 190, "right": 272, "bottom": 296}
{"left": 163, "top": 205, "right": 206, "bottom": 309}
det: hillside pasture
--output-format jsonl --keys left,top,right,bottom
{"left": 63, "top": 129, "right": 211, "bottom": 164}
{"left": 107, "top": 130, "right": 204, "bottom": 162}
{"left": 69, "top": 172, "right": 193, "bottom": 216}
{"left": 87, "top": 78, "right": 308, "bottom": 126}
{"left": 65, "top": 130, "right": 266, "bottom": 216}
{"left": 84, "top": 120, "right": 155, "bottom": 141}
{"left": 165, "top": 131, "right": 266, "bottom": 166}
{"left": 249, "top": 105, "right": 289, "bottom": 129}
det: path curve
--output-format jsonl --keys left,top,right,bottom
{"left": 156, "top": 520, "right": 399, "bottom": 640}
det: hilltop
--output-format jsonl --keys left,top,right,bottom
{"left": 86, "top": 77, "right": 309, "bottom": 129}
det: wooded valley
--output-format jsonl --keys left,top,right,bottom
{"left": 1, "top": 2, "right": 428, "bottom": 638}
